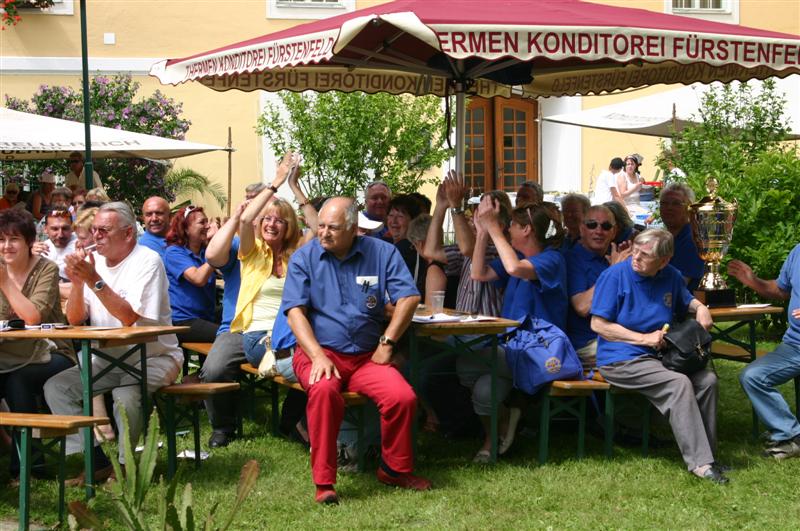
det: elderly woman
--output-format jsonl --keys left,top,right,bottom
{"left": 164, "top": 205, "right": 219, "bottom": 345}
{"left": 387, "top": 194, "right": 426, "bottom": 297}
{"left": 465, "top": 199, "right": 568, "bottom": 462}
{"left": 0, "top": 209, "right": 75, "bottom": 482}
{"left": 590, "top": 229, "right": 726, "bottom": 483}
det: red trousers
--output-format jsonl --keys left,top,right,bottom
{"left": 293, "top": 346, "right": 417, "bottom": 485}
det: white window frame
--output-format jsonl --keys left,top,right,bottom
{"left": 664, "top": 0, "right": 738, "bottom": 24}
{"left": 14, "top": 0, "right": 73, "bottom": 16}
{"left": 267, "top": 0, "right": 354, "bottom": 20}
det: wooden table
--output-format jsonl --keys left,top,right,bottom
{"left": 0, "top": 325, "right": 187, "bottom": 499}
{"left": 408, "top": 312, "right": 519, "bottom": 463}
{"left": 709, "top": 305, "right": 785, "bottom": 438}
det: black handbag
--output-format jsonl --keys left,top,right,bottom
{"left": 659, "top": 319, "right": 712, "bottom": 374}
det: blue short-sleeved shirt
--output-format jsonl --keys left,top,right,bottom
{"left": 777, "top": 243, "right": 800, "bottom": 347}
{"left": 591, "top": 260, "right": 694, "bottom": 367}
{"left": 139, "top": 231, "right": 167, "bottom": 260}
{"left": 282, "top": 236, "right": 419, "bottom": 354}
{"left": 215, "top": 236, "right": 241, "bottom": 335}
{"left": 164, "top": 245, "right": 217, "bottom": 322}
{"left": 565, "top": 243, "right": 609, "bottom": 350}
{"left": 489, "top": 247, "right": 568, "bottom": 331}
{"left": 670, "top": 224, "right": 705, "bottom": 292}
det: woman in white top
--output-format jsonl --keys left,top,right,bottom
{"left": 616, "top": 154, "right": 643, "bottom": 209}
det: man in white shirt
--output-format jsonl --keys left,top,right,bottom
{"left": 65, "top": 151, "right": 104, "bottom": 191}
{"left": 41, "top": 210, "right": 77, "bottom": 281}
{"left": 592, "top": 157, "right": 625, "bottom": 205}
{"left": 44, "top": 201, "right": 182, "bottom": 484}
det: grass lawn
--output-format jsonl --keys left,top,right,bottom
{"left": 3, "top": 357, "right": 800, "bottom": 530}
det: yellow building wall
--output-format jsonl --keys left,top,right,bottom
{"left": 579, "top": 0, "right": 800, "bottom": 193}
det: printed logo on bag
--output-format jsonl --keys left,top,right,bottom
{"left": 663, "top": 292, "right": 672, "bottom": 308}
{"left": 544, "top": 356, "right": 562, "bottom": 374}
{"left": 365, "top": 295, "right": 377, "bottom": 309}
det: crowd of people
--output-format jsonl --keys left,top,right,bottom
{"left": 3, "top": 150, "right": 800, "bottom": 502}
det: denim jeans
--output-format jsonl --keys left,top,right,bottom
{"left": 241, "top": 330, "right": 296, "bottom": 382}
{"left": 739, "top": 342, "right": 800, "bottom": 442}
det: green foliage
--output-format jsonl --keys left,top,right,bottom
{"left": 67, "top": 408, "right": 260, "bottom": 530}
{"left": 2, "top": 74, "right": 192, "bottom": 211}
{"left": 257, "top": 91, "right": 452, "bottom": 199}
{"left": 165, "top": 167, "right": 227, "bottom": 211}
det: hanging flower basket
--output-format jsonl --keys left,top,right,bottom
{"left": 1, "top": 0, "right": 55, "bottom": 28}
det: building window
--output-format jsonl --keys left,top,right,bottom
{"left": 672, "top": 0, "right": 725, "bottom": 10}
{"left": 665, "top": 0, "right": 737, "bottom": 23}
{"left": 267, "top": 0, "right": 354, "bottom": 20}
{"left": 14, "top": 0, "right": 73, "bottom": 16}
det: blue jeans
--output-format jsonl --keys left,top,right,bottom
{"left": 241, "top": 331, "right": 296, "bottom": 382}
{"left": 739, "top": 342, "right": 800, "bottom": 441}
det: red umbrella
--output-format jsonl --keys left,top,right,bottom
{"left": 150, "top": 0, "right": 800, "bottom": 171}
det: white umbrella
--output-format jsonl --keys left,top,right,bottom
{"left": 542, "top": 82, "right": 800, "bottom": 139}
{"left": 0, "top": 108, "right": 226, "bottom": 161}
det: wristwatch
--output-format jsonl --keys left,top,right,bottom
{"left": 378, "top": 335, "right": 397, "bottom": 348}
{"left": 450, "top": 207, "right": 464, "bottom": 216}
{"left": 93, "top": 280, "right": 106, "bottom": 292}
{"left": 268, "top": 184, "right": 279, "bottom": 194}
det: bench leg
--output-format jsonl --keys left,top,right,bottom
{"left": 58, "top": 436, "right": 67, "bottom": 525}
{"left": 192, "top": 404, "right": 201, "bottom": 470}
{"left": 538, "top": 394, "right": 551, "bottom": 465}
{"left": 18, "top": 427, "right": 32, "bottom": 531}
{"left": 165, "top": 396, "right": 178, "bottom": 481}
{"left": 604, "top": 392, "right": 615, "bottom": 458}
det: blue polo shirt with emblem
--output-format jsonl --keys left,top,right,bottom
{"left": 565, "top": 242, "right": 609, "bottom": 350}
{"left": 670, "top": 223, "right": 705, "bottom": 292}
{"left": 778, "top": 243, "right": 800, "bottom": 348}
{"left": 164, "top": 245, "right": 217, "bottom": 322}
{"left": 591, "top": 259, "right": 693, "bottom": 367}
{"left": 489, "top": 247, "right": 568, "bottom": 332}
{"left": 215, "top": 236, "right": 241, "bottom": 335}
{"left": 282, "top": 235, "right": 419, "bottom": 354}
{"left": 139, "top": 231, "right": 167, "bottom": 260}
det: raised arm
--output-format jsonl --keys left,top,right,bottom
{"left": 470, "top": 203, "right": 498, "bottom": 283}
{"left": 480, "top": 197, "right": 538, "bottom": 280}
{"left": 207, "top": 201, "right": 246, "bottom": 268}
{"left": 422, "top": 180, "right": 449, "bottom": 264}
{"left": 239, "top": 151, "right": 295, "bottom": 256}
{"left": 444, "top": 171, "right": 475, "bottom": 257}
{"left": 728, "top": 259, "right": 790, "bottom": 301}
{"left": 287, "top": 159, "right": 319, "bottom": 235}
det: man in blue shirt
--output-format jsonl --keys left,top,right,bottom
{"left": 730, "top": 248, "right": 800, "bottom": 459}
{"left": 197, "top": 202, "right": 245, "bottom": 448}
{"left": 591, "top": 229, "right": 725, "bottom": 483}
{"left": 565, "top": 205, "right": 630, "bottom": 369}
{"left": 283, "top": 197, "right": 429, "bottom": 504}
{"left": 660, "top": 183, "right": 704, "bottom": 291}
{"left": 139, "top": 196, "right": 170, "bottom": 259}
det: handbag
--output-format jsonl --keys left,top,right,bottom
{"left": 659, "top": 319, "right": 712, "bottom": 374}
{"left": 502, "top": 316, "right": 584, "bottom": 395}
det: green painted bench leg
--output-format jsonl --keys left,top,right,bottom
{"left": 538, "top": 393, "right": 551, "bottom": 465}
{"left": 605, "top": 392, "right": 615, "bottom": 458}
{"left": 165, "top": 396, "right": 178, "bottom": 480}
{"left": 18, "top": 427, "right": 31, "bottom": 531}
{"left": 578, "top": 397, "right": 587, "bottom": 459}
{"left": 58, "top": 436, "right": 67, "bottom": 525}
{"left": 192, "top": 403, "right": 202, "bottom": 470}
{"left": 270, "top": 381, "right": 280, "bottom": 437}
{"left": 641, "top": 402, "right": 651, "bottom": 457}
{"left": 357, "top": 405, "right": 366, "bottom": 473}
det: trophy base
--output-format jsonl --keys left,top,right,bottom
{"left": 693, "top": 288, "right": 737, "bottom": 308}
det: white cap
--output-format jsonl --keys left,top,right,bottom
{"left": 40, "top": 171, "right": 56, "bottom": 183}
{"left": 358, "top": 211, "right": 384, "bottom": 232}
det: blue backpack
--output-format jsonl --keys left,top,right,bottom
{"left": 502, "top": 316, "right": 584, "bottom": 395}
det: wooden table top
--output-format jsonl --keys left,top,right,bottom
{"left": 0, "top": 325, "right": 188, "bottom": 348}
{"left": 709, "top": 305, "right": 783, "bottom": 321}
{"left": 412, "top": 310, "right": 519, "bottom": 337}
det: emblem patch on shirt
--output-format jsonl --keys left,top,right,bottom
{"left": 365, "top": 295, "right": 378, "bottom": 309}
{"left": 663, "top": 292, "right": 672, "bottom": 308}
{"left": 544, "top": 356, "right": 562, "bottom": 374}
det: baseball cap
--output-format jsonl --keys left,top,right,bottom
{"left": 358, "top": 211, "right": 384, "bottom": 232}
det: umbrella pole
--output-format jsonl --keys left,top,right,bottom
{"left": 455, "top": 87, "right": 466, "bottom": 176}
{"left": 80, "top": 0, "right": 93, "bottom": 191}
{"left": 227, "top": 126, "right": 232, "bottom": 218}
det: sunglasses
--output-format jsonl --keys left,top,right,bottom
{"left": 584, "top": 220, "right": 615, "bottom": 231}
{"left": 183, "top": 205, "right": 198, "bottom": 219}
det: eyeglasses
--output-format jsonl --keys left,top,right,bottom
{"left": 260, "top": 215, "right": 287, "bottom": 226}
{"left": 90, "top": 225, "right": 115, "bottom": 237}
{"left": 49, "top": 209, "right": 72, "bottom": 219}
{"left": 5, "top": 190, "right": 18, "bottom": 195}
{"left": 584, "top": 220, "right": 615, "bottom": 231}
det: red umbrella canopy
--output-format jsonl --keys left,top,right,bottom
{"left": 150, "top": 0, "right": 800, "bottom": 98}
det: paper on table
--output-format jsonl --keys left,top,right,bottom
{"left": 461, "top": 315, "right": 497, "bottom": 322}
{"left": 412, "top": 313, "right": 463, "bottom": 323}
{"left": 737, "top": 303, "right": 771, "bottom": 309}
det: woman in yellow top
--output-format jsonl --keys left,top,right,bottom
{"left": 232, "top": 152, "right": 315, "bottom": 378}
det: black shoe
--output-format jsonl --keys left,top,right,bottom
{"left": 208, "top": 431, "right": 234, "bottom": 448}
{"left": 696, "top": 467, "right": 729, "bottom": 484}
{"left": 713, "top": 462, "right": 733, "bottom": 473}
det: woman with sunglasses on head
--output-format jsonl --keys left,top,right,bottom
{"left": 164, "top": 205, "right": 220, "bottom": 348}
{"left": 462, "top": 198, "right": 568, "bottom": 462}
{"left": 0, "top": 208, "right": 75, "bottom": 484}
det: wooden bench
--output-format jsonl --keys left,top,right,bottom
{"left": 240, "top": 363, "right": 369, "bottom": 471}
{"left": 0, "top": 412, "right": 109, "bottom": 531}
{"left": 711, "top": 342, "right": 769, "bottom": 362}
{"left": 538, "top": 379, "right": 610, "bottom": 464}
{"left": 156, "top": 382, "right": 240, "bottom": 479}
{"left": 180, "top": 342, "right": 213, "bottom": 375}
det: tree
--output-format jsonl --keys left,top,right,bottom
{"left": 256, "top": 91, "right": 452, "bottom": 199}
{"left": 1, "top": 74, "right": 217, "bottom": 212}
